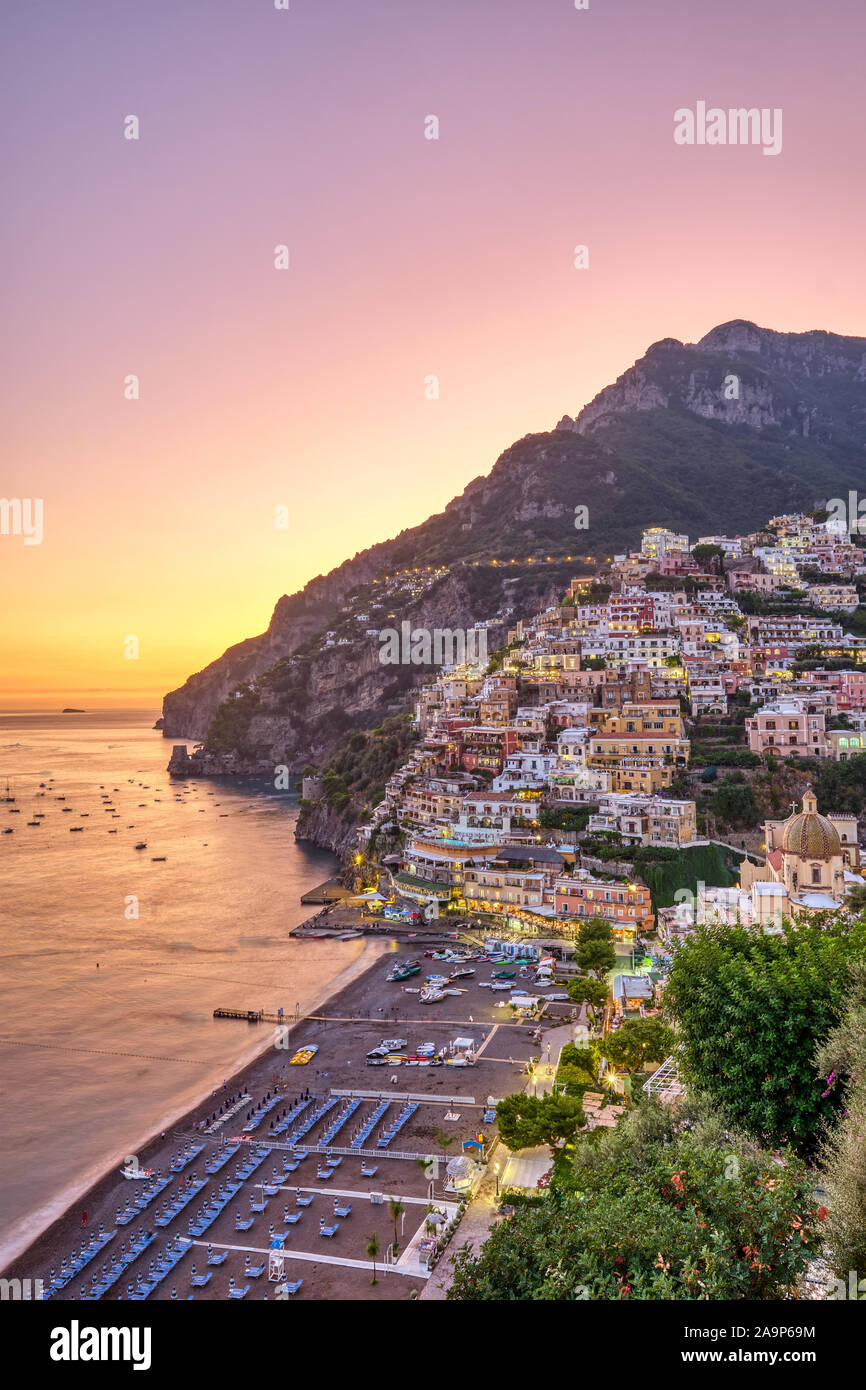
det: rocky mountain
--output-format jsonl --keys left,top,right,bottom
{"left": 162, "top": 319, "right": 866, "bottom": 775}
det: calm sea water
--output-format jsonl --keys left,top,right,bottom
{"left": 0, "top": 710, "right": 363, "bottom": 1270}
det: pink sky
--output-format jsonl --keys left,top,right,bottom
{"left": 1, "top": 0, "right": 864, "bottom": 705}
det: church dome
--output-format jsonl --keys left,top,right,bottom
{"left": 782, "top": 810, "right": 841, "bottom": 859}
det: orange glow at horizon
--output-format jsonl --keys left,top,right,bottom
{"left": 2, "top": 1, "right": 866, "bottom": 710}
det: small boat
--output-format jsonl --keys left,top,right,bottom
{"left": 120, "top": 1162, "right": 154, "bottom": 1180}
{"left": 386, "top": 961, "right": 420, "bottom": 982}
{"left": 134, "top": 842, "right": 147, "bottom": 850}
{"left": 151, "top": 856, "right": 166, "bottom": 861}
{"left": 420, "top": 987, "right": 445, "bottom": 1005}
{"left": 450, "top": 968, "right": 475, "bottom": 979}
{"left": 70, "top": 826, "right": 84, "bottom": 832}
{"left": 2, "top": 780, "right": 15, "bottom": 803}
{"left": 2, "top": 828, "right": 12, "bottom": 834}
{"left": 27, "top": 821, "right": 41, "bottom": 826}
{"left": 290, "top": 1045, "right": 319, "bottom": 1065}
{"left": 492, "top": 969, "right": 516, "bottom": 980}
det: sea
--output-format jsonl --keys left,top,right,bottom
{"left": 0, "top": 709, "right": 367, "bottom": 1271}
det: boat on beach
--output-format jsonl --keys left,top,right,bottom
{"left": 120, "top": 1161, "right": 155, "bottom": 1180}
{"left": 386, "top": 960, "right": 420, "bottom": 982}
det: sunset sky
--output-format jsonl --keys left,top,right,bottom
{"left": 2, "top": 0, "right": 865, "bottom": 707}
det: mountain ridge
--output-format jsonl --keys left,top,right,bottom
{"left": 161, "top": 319, "right": 866, "bottom": 766}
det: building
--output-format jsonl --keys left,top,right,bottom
{"left": 641, "top": 527, "right": 689, "bottom": 560}
{"left": 554, "top": 873, "right": 654, "bottom": 940}
{"left": 745, "top": 699, "right": 828, "bottom": 758}
{"left": 738, "top": 788, "right": 862, "bottom": 916}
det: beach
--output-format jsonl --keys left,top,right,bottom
{"left": 7, "top": 939, "right": 546, "bottom": 1300}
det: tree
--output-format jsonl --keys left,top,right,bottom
{"left": 566, "top": 976, "right": 608, "bottom": 1010}
{"left": 388, "top": 1196, "right": 405, "bottom": 1254}
{"left": 601, "top": 1018, "right": 676, "bottom": 1073}
{"left": 495, "top": 1092, "right": 585, "bottom": 1155}
{"left": 448, "top": 1097, "right": 822, "bottom": 1300}
{"left": 575, "top": 919, "right": 616, "bottom": 980}
{"left": 664, "top": 918, "right": 866, "bottom": 1151}
{"left": 366, "top": 1232, "right": 380, "bottom": 1285}
{"left": 713, "top": 775, "right": 758, "bottom": 828}
{"left": 816, "top": 964, "right": 866, "bottom": 1281}
{"left": 844, "top": 881, "right": 866, "bottom": 913}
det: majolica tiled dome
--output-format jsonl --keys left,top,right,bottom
{"left": 782, "top": 809, "right": 841, "bottom": 859}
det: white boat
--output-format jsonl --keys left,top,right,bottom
{"left": 420, "top": 987, "right": 445, "bottom": 1005}
{"left": 120, "top": 1162, "right": 155, "bottom": 1180}
{"left": 491, "top": 982, "right": 511, "bottom": 991}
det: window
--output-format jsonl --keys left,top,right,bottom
{"left": 811, "top": 865, "right": 821, "bottom": 885}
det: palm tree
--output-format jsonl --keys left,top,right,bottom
{"left": 434, "top": 1128, "right": 455, "bottom": 1162}
{"left": 388, "top": 1197, "right": 405, "bottom": 1255}
{"left": 366, "top": 1232, "right": 380, "bottom": 1285}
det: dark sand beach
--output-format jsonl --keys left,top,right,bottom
{"left": 8, "top": 939, "right": 545, "bottom": 1301}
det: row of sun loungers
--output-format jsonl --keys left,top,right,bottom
{"left": 319, "top": 1097, "right": 361, "bottom": 1145}
{"left": 202, "top": 1090, "right": 251, "bottom": 1134}
{"left": 169, "top": 1141, "right": 206, "bottom": 1173}
{"left": 125, "top": 1237, "right": 191, "bottom": 1300}
{"left": 377, "top": 1102, "right": 418, "bottom": 1147}
{"left": 75, "top": 1229, "right": 156, "bottom": 1301}
{"left": 269, "top": 1097, "right": 313, "bottom": 1136}
{"left": 154, "top": 1174, "right": 207, "bottom": 1227}
{"left": 242, "top": 1090, "right": 289, "bottom": 1133}
{"left": 42, "top": 1226, "right": 117, "bottom": 1298}
{"left": 286, "top": 1095, "right": 339, "bottom": 1144}
{"left": 204, "top": 1142, "right": 240, "bottom": 1175}
{"left": 116, "top": 1175, "right": 172, "bottom": 1224}
{"left": 351, "top": 1100, "right": 390, "bottom": 1148}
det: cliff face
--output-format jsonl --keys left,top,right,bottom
{"left": 293, "top": 798, "right": 359, "bottom": 856}
{"left": 561, "top": 321, "right": 866, "bottom": 443}
{"left": 164, "top": 318, "right": 866, "bottom": 792}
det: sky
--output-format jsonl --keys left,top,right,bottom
{"left": 2, "top": 0, "right": 865, "bottom": 708}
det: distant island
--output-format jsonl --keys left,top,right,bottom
{"left": 61, "top": 708, "right": 85, "bottom": 713}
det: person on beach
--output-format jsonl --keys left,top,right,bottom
{"left": 81, "top": 1210, "right": 87, "bottom": 1226}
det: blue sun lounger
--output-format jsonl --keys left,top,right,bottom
{"left": 360, "top": 1163, "right": 378, "bottom": 1177}
{"left": 316, "top": 1167, "right": 333, "bottom": 1180}
{"left": 281, "top": 1278, "right": 303, "bottom": 1296}
{"left": 284, "top": 1211, "right": 302, "bottom": 1223}
{"left": 235, "top": 1216, "right": 254, "bottom": 1232}
{"left": 190, "top": 1272, "right": 211, "bottom": 1288}
{"left": 228, "top": 1283, "right": 250, "bottom": 1299}
{"left": 319, "top": 1222, "right": 339, "bottom": 1238}
{"left": 207, "top": 1250, "right": 227, "bottom": 1266}
{"left": 333, "top": 1202, "right": 352, "bottom": 1218}
{"left": 247, "top": 1263, "right": 265, "bottom": 1278}
{"left": 296, "top": 1193, "right": 313, "bottom": 1207}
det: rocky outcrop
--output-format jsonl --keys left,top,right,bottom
{"left": 294, "top": 797, "right": 360, "bottom": 857}
{"left": 563, "top": 321, "right": 866, "bottom": 444}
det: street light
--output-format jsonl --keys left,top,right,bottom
{"left": 494, "top": 1161, "right": 501, "bottom": 1197}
